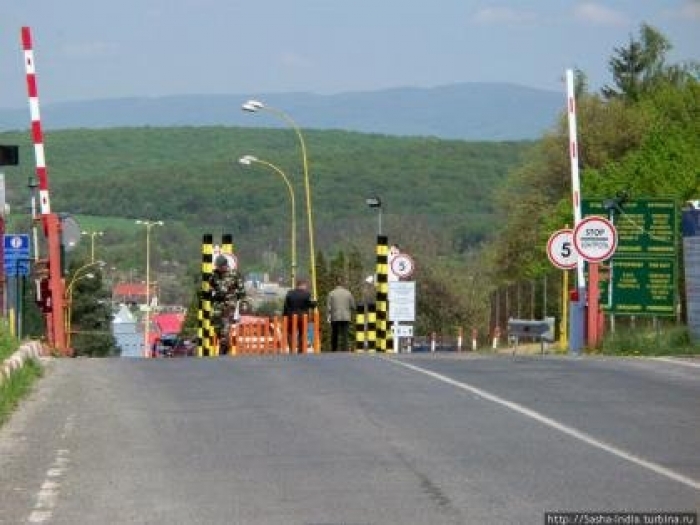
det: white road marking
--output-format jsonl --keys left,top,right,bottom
{"left": 652, "top": 357, "right": 700, "bottom": 369}
{"left": 387, "top": 358, "right": 700, "bottom": 492}
{"left": 27, "top": 416, "right": 75, "bottom": 523}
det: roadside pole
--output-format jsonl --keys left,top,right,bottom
{"left": 565, "top": 69, "right": 586, "bottom": 354}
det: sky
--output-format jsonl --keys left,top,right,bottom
{"left": 1, "top": 1, "right": 699, "bottom": 109}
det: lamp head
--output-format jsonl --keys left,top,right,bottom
{"left": 238, "top": 155, "right": 257, "bottom": 166}
{"left": 365, "top": 196, "right": 382, "bottom": 209}
{"left": 242, "top": 100, "right": 264, "bottom": 112}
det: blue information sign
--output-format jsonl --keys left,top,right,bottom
{"left": 3, "top": 234, "right": 31, "bottom": 277}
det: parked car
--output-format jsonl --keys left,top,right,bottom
{"left": 155, "top": 334, "right": 195, "bottom": 357}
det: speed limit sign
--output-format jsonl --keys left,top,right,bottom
{"left": 390, "top": 253, "right": 415, "bottom": 279}
{"left": 546, "top": 229, "right": 578, "bottom": 270}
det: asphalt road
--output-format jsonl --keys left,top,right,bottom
{"left": 0, "top": 353, "right": 698, "bottom": 524}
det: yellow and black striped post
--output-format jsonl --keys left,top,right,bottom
{"left": 198, "top": 234, "right": 214, "bottom": 357}
{"left": 355, "top": 308, "right": 366, "bottom": 351}
{"left": 375, "top": 235, "right": 389, "bottom": 352}
{"left": 355, "top": 302, "right": 378, "bottom": 352}
{"left": 366, "top": 302, "right": 377, "bottom": 352}
{"left": 220, "top": 233, "right": 234, "bottom": 356}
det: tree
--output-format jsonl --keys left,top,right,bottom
{"left": 602, "top": 24, "right": 697, "bottom": 101}
{"left": 487, "top": 25, "right": 698, "bottom": 289}
{"left": 67, "top": 261, "right": 120, "bottom": 357}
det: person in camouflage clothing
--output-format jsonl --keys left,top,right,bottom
{"left": 208, "top": 255, "right": 246, "bottom": 354}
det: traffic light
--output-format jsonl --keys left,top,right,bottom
{"left": 0, "top": 145, "right": 19, "bottom": 166}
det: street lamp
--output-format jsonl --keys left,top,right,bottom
{"left": 366, "top": 196, "right": 383, "bottom": 236}
{"left": 65, "top": 272, "right": 94, "bottom": 349}
{"left": 81, "top": 230, "right": 104, "bottom": 263}
{"left": 239, "top": 155, "right": 297, "bottom": 286}
{"left": 135, "top": 220, "right": 163, "bottom": 358}
{"left": 241, "top": 100, "right": 317, "bottom": 301}
{"left": 64, "top": 259, "right": 105, "bottom": 349}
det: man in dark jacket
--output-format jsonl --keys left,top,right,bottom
{"left": 283, "top": 278, "right": 314, "bottom": 352}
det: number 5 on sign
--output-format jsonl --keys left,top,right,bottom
{"left": 546, "top": 229, "right": 578, "bottom": 270}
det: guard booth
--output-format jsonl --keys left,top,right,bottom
{"left": 507, "top": 317, "right": 555, "bottom": 354}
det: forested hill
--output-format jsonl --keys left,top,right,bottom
{"left": 0, "top": 126, "right": 532, "bottom": 284}
{"left": 0, "top": 83, "right": 562, "bottom": 141}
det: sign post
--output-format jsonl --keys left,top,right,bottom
{"left": 546, "top": 228, "right": 577, "bottom": 348}
{"left": 388, "top": 281, "right": 416, "bottom": 353}
{"left": 4, "top": 234, "right": 31, "bottom": 338}
{"left": 573, "top": 217, "right": 618, "bottom": 347}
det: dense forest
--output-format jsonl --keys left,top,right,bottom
{"left": 0, "top": 122, "right": 531, "bottom": 304}
{"left": 3, "top": 24, "right": 699, "bottom": 350}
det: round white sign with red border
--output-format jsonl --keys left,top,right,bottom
{"left": 214, "top": 251, "right": 238, "bottom": 270}
{"left": 390, "top": 253, "right": 415, "bottom": 279}
{"left": 573, "top": 216, "right": 618, "bottom": 263}
{"left": 546, "top": 229, "right": 578, "bottom": 270}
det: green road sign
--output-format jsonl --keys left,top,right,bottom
{"left": 582, "top": 198, "right": 677, "bottom": 316}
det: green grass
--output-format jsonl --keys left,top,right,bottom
{"left": 0, "top": 320, "right": 43, "bottom": 428}
{"left": 0, "top": 321, "right": 18, "bottom": 361}
{"left": 0, "top": 359, "right": 43, "bottom": 427}
{"left": 73, "top": 215, "right": 172, "bottom": 234}
{"left": 597, "top": 326, "right": 700, "bottom": 356}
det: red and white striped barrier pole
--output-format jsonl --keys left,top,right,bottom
{"left": 21, "top": 27, "right": 67, "bottom": 354}
{"left": 566, "top": 68, "right": 586, "bottom": 355}
{"left": 21, "top": 27, "right": 51, "bottom": 219}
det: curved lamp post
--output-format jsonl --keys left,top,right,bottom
{"left": 135, "top": 220, "right": 163, "bottom": 358}
{"left": 81, "top": 230, "right": 104, "bottom": 263}
{"left": 239, "top": 155, "right": 297, "bottom": 286}
{"left": 64, "top": 259, "right": 105, "bottom": 349}
{"left": 241, "top": 100, "right": 317, "bottom": 301}
{"left": 65, "top": 272, "right": 94, "bottom": 349}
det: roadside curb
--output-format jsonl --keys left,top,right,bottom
{"left": 0, "top": 341, "right": 47, "bottom": 386}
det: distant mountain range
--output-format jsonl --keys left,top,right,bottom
{"left": 0, "top": 82, "right": 564, "bottom": 141}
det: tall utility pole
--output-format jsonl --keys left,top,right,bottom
{"left": 136, "top": 220, "right": 163, "bottom": 357}
{"left": 21, "top": 27, "right": 67, "bottom": 353}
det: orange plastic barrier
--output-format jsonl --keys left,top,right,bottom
{"left": 228, "top": 314, "right": 320, "bottom": 355}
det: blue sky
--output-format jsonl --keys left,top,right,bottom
{"left": 1, "top": 1, "right": 698, "bottom": 108}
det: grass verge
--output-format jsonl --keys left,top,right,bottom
{"left": 0, "top": 358, "right": 43, "bottom": 427}
{"left": 597, "top": 326, "right": 700, "bottom": 356}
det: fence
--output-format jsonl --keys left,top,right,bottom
{"left": 225, "top": 312, "right": 320, "bottom": 355}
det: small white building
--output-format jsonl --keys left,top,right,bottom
{"left": 112, "top": 304, "right": 142, "bottom": 357}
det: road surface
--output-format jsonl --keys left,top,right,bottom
{"left": 0, "top": 353, "right": 698, "bottom": 524}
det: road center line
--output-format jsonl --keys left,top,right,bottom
{"left": 27, "top": 414, "right": 75, "bottom": 523}
{"left": 385, "top": 358, "right": 700, "bottom": 492}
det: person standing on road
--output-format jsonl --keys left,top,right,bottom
{"left": 209, "top": 255, "right": 245, "bottom": 354}
{"left": 283, "top": 278, "right": 315, "bottom": 352}
{"left": 327, "top": 277, "right": 356, "bottom": 352}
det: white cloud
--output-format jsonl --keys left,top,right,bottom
{"left": 471, "top": 7, "right": 537, "bottom": 25}
{"left": 573, "top": 3, "right": 629, "bottom": 27}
